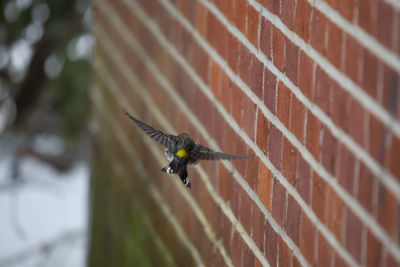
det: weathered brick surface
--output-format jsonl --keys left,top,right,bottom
{"left": 92, "top": 0, "right": 400, "bottom": 266}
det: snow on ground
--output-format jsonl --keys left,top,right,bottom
{"left": 0, "top": 145, "right": 89, "bottom": 267}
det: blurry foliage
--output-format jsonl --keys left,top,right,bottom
{"left": 0, "top": 0, "right": 92, "bottom": 143}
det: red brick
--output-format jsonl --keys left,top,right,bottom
{"left": 231, "top": 182, "right": 241, "bottom": 217}
{"left": 240, "top": 190, "right": 253, "bottom": 235}
{"left": 312, "top": 173, "right": 328, "bottom": 221}
{"left": 196, "top": 3, "right": 208, "bottom": 37}
{"left": 362, "top": 49, "right": 379, "bottom": 99}
{"left": 247, "top": 5, "right": 259, "bottom": 47}
{"left": 268, "top": 124, "right": 283, "bottom": 170}
{"left": 191, "top": 43, "right": 209, "bottom": 83}
{"left": 212, "top": 19, "right": 229, "bottom": 61}
{"left": 267, "top": 0, "right": 281, "bottom": 15}
{"left": 211, "top": 250, "right": 224, "bottom": 267}
{"left": 337, "top": 143, "right": 356, "bottom": 194}
{"left": 358, "top": 0, "right": 377, "bottom": 35}
{"left": 287, "top": 195, "right": 301, "bottom": 246}
{"left": 258, "top": 163, "right": 273, "bottom": 211}
{"left": 239, "top": 44, "right": 252, "bottom": 86}
{"left": 219, "top": 214, "right": 232, "bottom": 255}
{"left": 256, "top": 109, "right": 269, "bottom": 154}
{"left": 381, "top": 65, "right": 399, "bottom": 116}
{"left": 289, "top": 96, "right": 306, "bottom": 142}
{"left": 294, "top": 0, "right": 312, "bottom": 42}
{"left": 298, "top": 51, "right": 315, "bottom": 100}
{"left": 344, "top": 35, "right": 363, "bottom": 84}
{"left": 228, "top": 34, "right": 239, "bottom": 72}
{"left": 272, "top": 178, "right": 287, "bottom": 227}
{"left": 330, "top": 83, "right": 350, "bottom": 131}
{"left": 357, "top": 163, "right": 375, "bottom": 213}
{"left": 241, "top": 96, "right": 256, "bottom": 139}
{"left": 377, "top": 183, "right": 397, "bottom": 235}
{"left": 293, "top": 256, "right": 301, "bottom": 267}
{"left": 326, "top": 188, "right": 344, "bottom": 242}
{"left": 234, "top": 0, "right": 247, "bottom": 34}
{"left": 335, "top": 254, "right": 349, "bottom": 267}
{"left": 336, "top": 0, "right": 355, "bottom": 21}
{"left": 243, "top": 244, "right": 255, "bottom": 266}
{"left": 245, "top": 153, "right": 259, "bottom": 190}
{"left": 218, "top": 162, "right": 231, "bottom": 202}
{"left": 345, "top": 208, "right": 363, "bottom": 263}
{"left": 260, "top": 17, "right": 272, "bottom": 60}
{"left": 306, "top": 111, "right": 321, "bottom": 160}
{"left": 278, "top": 237, "right": 291, "bottom": 267}
{"left": 180, "top": 0, "right": 197, "bottom": 25}
{"left": 210, "top": 60, "right": 221, "bottom": 97}
{"left": 347, "top": 98, "right": 366, "bottom": 148}
{"left": 255, "top": 258, "right": 263, "bottom": 267}
{"left": 398, "top": 18, "right": 400, "bottom": 57}
{"left": 366, "top": 229, "right": 383, "bottom": 267}
{"left": 296, "top": 155, "right": 312, "bottom": 204}
{"left": 368, "top": 114, "right": 386, "bottom": 161}
{"left": 300, "top": 212, "right": 315, "bottom": 263}
{"left": 314, "top": 66, "right": 332, "bottom": 114}
{"left": 321, "top": 127, "right": 338, "bottom": 175}
{"left": 220, "top": 72, "right": 233, "bottom": 112}
{"left": 277, "top": 82, "right": 292, "bottom": 128}
{"left": 310, "top": 11, "right": 328, "bottom": 55}
{"left": 253, "top": 206, "right": 266, "bottom": 252}
{"left": 285, "top": 39, "right": 299, "bottom": 85}
{"left": 327, "top": 21, "right": 343, "bottom": 69}
{"left": 376, "top": 1, "right": 393, "bottom": 48}
{"left": 265, "top": 221, "right": 278, "bottom": 266}
{"left": 388, "top": 136, "right": 400, "bottom": 180}
{"left": 232, "top": 231, "right": 244, "bottom": 266}
{"left": 317, "top": 234, "right": 333, "bottom": 267}
{"left": 385, "top": 253, "right": 399, "bottom": 267}
{"left": 234, "top": 140, "right": 249, "bottom": 177}
{"left": 281, "top": 0, "right": 296, "bottom": 30}
{"left": 215, "top": 0, "right": 234, "bottom": 22}
{"left": 273, "top": 27, "right": 286, "bottom": 72}
{"left": 250, "top": 57, "right": 264, "bottom": 99}
{"left": 282, "top": 137, "right": 298, "bottom": 186}
{"left": 231, "top": 83, "right": 244, "bottom": 123}
{"left": 264, "top": 67, "right": 277, "bottom": 113}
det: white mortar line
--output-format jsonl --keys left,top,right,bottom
{"left": 148, "top": 0, "right": 400, "bottom": 262}
{"left": 97, "top": 2, "right": 353, "bottom": 266}
{"left": 205, "top": 0, "right": 400, "bottom": 200}
{"left": 92, "top": 88, "right": 205, "bottom": 267}
{"left": 116, "top": 0, "right": 400, "bottom": 264}
{"left": 93, "top": 52, "right": 234, "bottom": 267}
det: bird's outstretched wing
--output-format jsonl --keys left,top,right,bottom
{"left": 123, "top": 109, "right": 175, "bottom": 149}
{"left": 191, "top": 143, "right": 249, "bottom": 161}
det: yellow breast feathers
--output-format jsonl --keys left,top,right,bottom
{"left": 176, "top": 149, "right": 188, "bottom": 158}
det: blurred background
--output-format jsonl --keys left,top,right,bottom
{"left": 0, "top": 0, "right": 92, "bottom": 266}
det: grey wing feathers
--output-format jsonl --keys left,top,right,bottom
{"left": 123, "top": 109, "right": 173, "bottom": 148}
{"left": 191, "top": 143, "right": 249, "bottom": 161}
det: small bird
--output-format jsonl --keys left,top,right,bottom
{"left": 123, "top": 110, "right": 249, "bottom": 188}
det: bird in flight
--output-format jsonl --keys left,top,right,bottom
{"left": 123, "top": 110, "right": 249, "bottom": 188}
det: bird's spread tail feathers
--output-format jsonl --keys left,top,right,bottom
{"left": 162, "top": 159, "right": 191, "bottom": 188}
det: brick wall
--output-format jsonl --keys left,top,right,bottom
{"left": 89, "top": 0, "right": 400, "bottom": 266}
